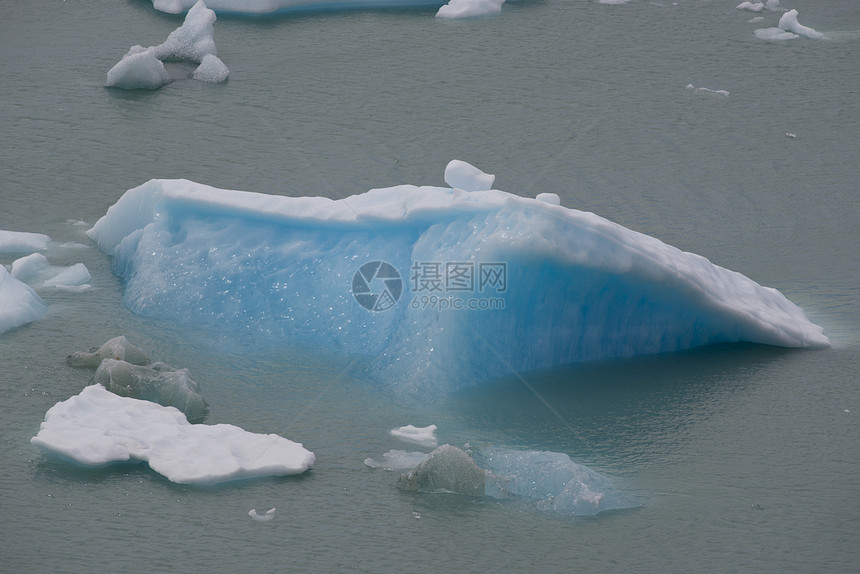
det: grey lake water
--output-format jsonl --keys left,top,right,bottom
{"left": 2, "top": 0, "right": 859, "bottom": 572}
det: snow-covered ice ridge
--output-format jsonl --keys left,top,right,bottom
{"left": 88, "top": 160, "right": 829, "bottom": 396}
{"left": 149, "top": 0, "right": 502, "bottom": 19}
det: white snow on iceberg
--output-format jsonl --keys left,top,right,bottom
{"left": 150, "top": 0, "right": 446, "bottom": 15}
{"left": 87, "top": 161, "right": 828, "bottom": 396}
{"left": 31, "top": 385, "right": 314, "bottom": 485}
{"left": 107, "top": 1, "right": 228, "bottom": 90}
{"left": 0, "top": 265, "right": 48, "bottom": 337}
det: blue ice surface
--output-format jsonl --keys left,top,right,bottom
{"left": 87, "top": 162, "right": 828, "bottom": 397}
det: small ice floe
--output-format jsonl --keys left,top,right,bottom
{"left": 67, "top": 335, "right": 151, "bottom": 368}
{"left": 390, "top": 424, "right": 438, "bottom": 448}
{"left": 106, "top": 1, "right": 228, "bottom": 90}
{"left": 786, "top": 132, "right": 797, "bottom": 138}
{"left": 778, "top": 9, "right": 825, "bottom": 40}
{"left": 685, "top": 84, "right": 730, "bottom": 97}
{"left": 364, "top": 450, "right": 429, "bottom": 471}
{"left": 0, "top": 230, "right": 50, "bottom": 255}
{"left": 31, "top": 385, "right": 314, "bottom": 485}
{"left": 436, "top": 0, "right": 504, "bottom": 20}
{"left": 10, "top": 253, "right": 91, "bottom": 291}
{"left": 248, "top": 508, "right": 276, "bottom": 522}
{"left": 756, "top": 9, "right": 825, "bottom": 41}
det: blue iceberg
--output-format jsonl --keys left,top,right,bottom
{"left": 87, "top": 161, "right": 828, "bottom": 396}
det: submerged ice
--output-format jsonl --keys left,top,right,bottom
{"left": 393, "top": 445, "right": 636, "bottom": 516}
{"left": 87, "top": 160, "right": 828, "bottom": 396}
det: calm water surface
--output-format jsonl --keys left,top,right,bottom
{"left": 2, "top": 1, "right": 859, "bottom": 572}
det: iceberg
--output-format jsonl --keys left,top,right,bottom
{"left": 0, "top": 265, "right": 48, "bottom": 337}
{"left": 92, "top": 359, "right": 210, "bottom": 423}
{"left": 107, "top": 1, "right": 228, "bottom": 90}
{"left": 87, "top": 160, "right": 828, "bottom": 396}
{"left": 150, "top": 0, "right": 445, "bottom": 15}
{"left": 31, "top": 385, "right": 314, "bottom": 485}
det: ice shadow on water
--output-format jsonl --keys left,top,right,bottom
{"left": 441, "top": 342, "right": 801, "bottom": 466}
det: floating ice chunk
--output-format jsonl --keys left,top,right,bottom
{"left": 0, "top": 230, "right": 50, "bottom": 255}
{"left": 443, "top": 159, "right": 495, "bottom": 191}
{"left": 778, "top": 9, "right": 825, "bottom": 40}
{"left": 436, "top": 0, "right": 503, "bottom": 19}
{"left": 0, "top": 266, "right": 48, "bottom": 337}
{"left": 10, "top": 253, "right": 91, "bottom": 290}
{"left": 154, "top": 1, "right": 218, "bottom": 62}
{"left": 397, "top": 445, "right": 486, "bottom": 496}
{"left": 364, "top": 449, "right": 429, "bottom": 470}
{"left": 755, "top": 27, "right": 798, "bottom": 41}
{"left": 685, "top": 84, "right": 730, "bottom": 97}
{"left": 86, "top": 161, "right": 829, "bottom": 396}
{"left": 481, "top": 449, "right": 637, "bottom": 516}
{"left": 151, "top": 0, "right": 447, "bottom": 15}
{"left": 92, "top": 359, "right": 209, "bottom": 422}
{"left": 31, "top": 385, "right": 314, "bottom": 484}
{"left": 736, "top": 2, "right": 763, "bottom": 12}
{"left": 192, "top": 53, "right": 229, "bottom": 83}
{"left": 67, "top": 335, "right": 151, "bottom": 368}
{"left": 599, "top": 0, "right": 633, "bottom": 5}
{"left": 107, "top": 1, "right": 225, "bottom": 90}
{"left": 248, "top": 508, "right": 276, "bottom": 522}
{"left": 106, "top": 49, "right": 172, "bottom": 90}
{"left": 390, "top": 425, "right": 438, "bottom": 448}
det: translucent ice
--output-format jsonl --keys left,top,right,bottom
{"left": 364, "top": 449, "right": 429, "bottom": 470}
{"left": 87, "top": 161, "right": 829, "bottom": 396}
{"left": 92, "top": 359, "right": 209, "bottom": 422}
{"left": 395, "top": 445, "right": 637, "bottom": 516}
{"left": 66, "top": 336, "right": 151, "bottom": 368}
{"left": 481, "top": 448, "right": 637, "bottom": 516}
{"left": 31, "top": 384, "right": 314, "bottom": 485}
